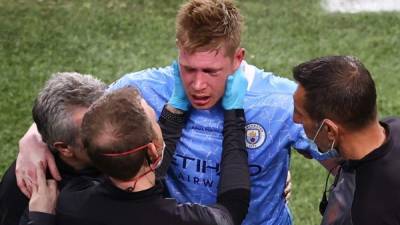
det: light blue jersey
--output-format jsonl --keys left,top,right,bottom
{"left": 108, "top": 62, "right": 333, "bottom": 225}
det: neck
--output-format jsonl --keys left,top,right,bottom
{"left": 59, "top": 155, "right": 89, "bottom": 171}
{"left": 109, "top": 166, "right": 156, "bottom": 192}
{"left": 339, "top": 120, "right": 386, "bottom": 160}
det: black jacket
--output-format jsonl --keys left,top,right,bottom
{"left": 29, "top": 107, "right": 250, "bottom": 225}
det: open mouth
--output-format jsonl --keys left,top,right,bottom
{"left": 191, "top": 95, "right": 211, "bottom": 106}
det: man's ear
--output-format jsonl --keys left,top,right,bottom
{"left": 146, "top": 142, "right": 158, "bottom": 163}
{"left": 324, "top": 119, "right": 339, "bottom": 142}
{"left": 53, "top": 142, "right": 74, "bottom": 158}
{"left": 233, "top": 47, "right": 245, "bottom": 69}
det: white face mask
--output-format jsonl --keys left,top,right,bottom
{"left": 310, "top": 120, "right": 339, "bottom": 157}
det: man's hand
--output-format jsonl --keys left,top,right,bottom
{"left": 16, "top": 123, "right": 61, "bottom": 198}
{"left": 168, "top": 61, "right": 190, "bottom": 111}
{"left": 29, "top": 164, "right": 59, "bottom": 214}
{"left": 222, "top": 67, "right": 248, "bottom": 110}
{"left": 284, "top": 171, "right": 292, "bottom": 202}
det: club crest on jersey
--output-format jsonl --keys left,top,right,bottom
{"left": 245, "top": 123, "right": 266, "bottom": 149}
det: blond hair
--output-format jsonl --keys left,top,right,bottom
{"left": 176, "top": 0, "right": 243, "bottom": 57}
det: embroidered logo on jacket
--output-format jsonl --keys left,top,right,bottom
{"left": 245, "top": 123, "right": 266, "bottom": 149}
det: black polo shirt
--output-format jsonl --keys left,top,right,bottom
{"left": 349, "top": 117, "right": 400, "bottom": 225}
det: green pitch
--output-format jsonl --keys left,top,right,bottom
{"left": 1, "top": 0, "right": 399, "bottom": 224}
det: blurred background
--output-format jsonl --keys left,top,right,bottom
{"left": 1, "top": 0, "right": 399, "bottom": 224}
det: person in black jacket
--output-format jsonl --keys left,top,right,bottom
{"left": 29, "top": 67, "right": 250, "bottom": 225}
{"left": 0, "top": 72, "right": 106, "bottom": 225}
{"left": 292, "top": 55, "right": 400, "bottom": 225}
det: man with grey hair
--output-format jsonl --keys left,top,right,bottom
{"left": 0, "top": 72, "right": 106, "bottom": 225}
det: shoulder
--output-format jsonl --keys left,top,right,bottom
{"left": 57, "top": 177, "right": 100, "bottom": 212}
{"left": 382, "top": 117, "right": 400, "bottom": 130}
{"left": 158, "top": 199, "right": 232, "bottom": 225}
{"left": 108, "top": 64, "right": 174, "bottom": 91}
{"left": 108, "top": 64, "right": 175, "bottom": 114}
{"left": 242, "top": 62, "right": 297, "bottom": 121}
{"left": 243, "top": 61, "right": 297, "bottom": 96}
{"left": 381, "top": 117, "right": 400, "bottom": 145}
{"left": 61, "top": 176, "right": 100, "bottom": 191}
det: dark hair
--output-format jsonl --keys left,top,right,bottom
{"left": 293, "top": 55, "right": 377, "bottom": 130}
{"left": 81, "top": 87, "right": 155, "bottom": 181}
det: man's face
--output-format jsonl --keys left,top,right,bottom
{"left": 293, "top": 85, "right": 331, "bottom": 151}
{"left": 69, "top": 106, "right": 91, "bottom": 165}
{"left": 178, "top": 47, "right": 243, "bottom": 109}
{"left": 141, "top": 99, "right": 164, "bottom": 156}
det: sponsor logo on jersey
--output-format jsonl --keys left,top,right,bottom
{"left": 245, "top": 123, "right": 266, "bottom": 149}
{"left": 170, "top": 154, "right": 262, "bottom": 187}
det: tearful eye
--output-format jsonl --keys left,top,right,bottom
{"left": 203, "top": 69, "right": 219, "bottom": 77}
{"left": 183, "top": 67, "right": 196, "bottom": 73}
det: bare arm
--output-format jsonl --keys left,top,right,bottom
{"left": 16, "top": 123, "right": 61, "bottom": 197}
